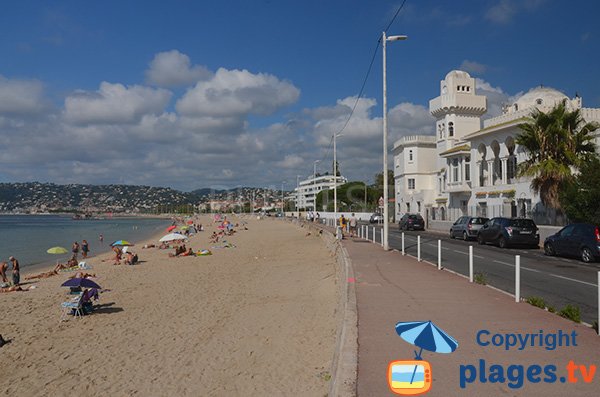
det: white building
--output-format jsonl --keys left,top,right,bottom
{"left": 294, "top": 174, "right": 347, "bottom": 210}
{"left": 393, "top": 70, "right": 600, "bottom": 225}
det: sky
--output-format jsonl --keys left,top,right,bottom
{"left": 0, "top": 0, "right": 598, "bottom": 192}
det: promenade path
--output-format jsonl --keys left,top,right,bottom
{"left": 341, "top": 234, "right": 600, "bottom": 397}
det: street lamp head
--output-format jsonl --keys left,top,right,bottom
{"left": 386, "top": 35, "right": 408, "bottom": 42}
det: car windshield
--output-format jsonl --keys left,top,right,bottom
{"left": 408, "top": 215, "right": 421, "bottom": 220}
{"left": 510, "top": 219, "right": 536, "bottom": 228}
{"left": 470, "top": 217, "right": 487, "bottom": 225}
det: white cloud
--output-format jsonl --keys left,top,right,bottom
{"left": 176, "top": 68, "right": 300, "bottom": 117}
{"left": 0, "top": 75, "right": 47, "bottom": 115}
{"left": 146, "top": 50, "right": 213, "bottom": 87}
{"left": 63, "top": 82, "right": 172, "bottom": 125}
{"left": 485, "top": 0, "right": 547, "bottom": 24}
{"left": 459, "top": 60, "right": 487, "bottom": 75}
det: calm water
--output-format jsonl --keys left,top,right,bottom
{"left": 0, "top": 215, "right": 170, "bottom": 270}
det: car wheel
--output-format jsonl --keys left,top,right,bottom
{"left": 463, "top": 231, "right": 468, "bottom": 241}
{"left": 450, "top": 229, "right": 455, "bottom": 239}
{"left": 581, "top": 247, "right": 595, "bottom": 263}
{"left": 498, "top": 237, "right": 507, "bottom": 249}
{"left": 544, "top": 243, "right": 555, "bottom": 256}
{"left": 477, "top": 235, "right": 484, "bottom": 245}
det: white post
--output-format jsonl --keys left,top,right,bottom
{"left": 402, "top": 232, "right": 405, "bottom": 255}
{"left": 438, "top": 239, "right": 442, "bottom": 270}
{"left": 597, "top": 271, "right": 599, "bottom": 336}
{"left": 372, "top": 227, "right": 376, "bottom": 243}
{"left": 469, "top": 246, "right": 473, "bottom": 283}
{"left": 417, "top": 235, "right": 421, "bottom": 262}
{"left": 515, "top": 255, "right": 521, "bottom": 303}
{"left": 380, "top": 228, "right": 384, "bottom": 247}
{"left": 382, "top": 31, "right": 389, "bottom": 251}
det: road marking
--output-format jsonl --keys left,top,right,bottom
{"left": 548, "top": 274, "right": 597, "bottom": 287}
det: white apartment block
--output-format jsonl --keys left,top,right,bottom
{"left": 393, "top": 70, "right": 600, "bottom": 225}
{"left": 294, "top": 174, "right": 348, "bottom": 210}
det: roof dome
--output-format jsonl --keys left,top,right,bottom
{"left": 445, "top": 70, "right": 471, "bottom": 80}
{"left": 514, "top": 86, "right": 568, "bottom": 109}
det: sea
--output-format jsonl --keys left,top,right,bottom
{"left": 0, "top": 215, "right": 171, "bottom": 271}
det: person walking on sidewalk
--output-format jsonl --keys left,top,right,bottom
{"left": 349, "top": 213, "right": 357, "bottom": 237}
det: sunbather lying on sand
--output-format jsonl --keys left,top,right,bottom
{"left": 69, "top": 272, "right": 96, "bottom": 279}
{"left": 25, "top": 270, "right": 59, "bottom": 280}
{"left": 0, "top": 285, "right": 23, "bottom": 293}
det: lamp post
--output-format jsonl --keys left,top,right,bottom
{"left": 382, "top": 31, "right": 407, "bottom": 251}
{"left": 281, "top": 181, "right": 286, "bottom": 215}
{"left": 313, "top": 160, "right": 320, "bottom": 211}
{"left": 333, "top": 132, "right": 342, "bottom": 224}
{"left": 296, "top": 175, "right": 301, "bottom": 212}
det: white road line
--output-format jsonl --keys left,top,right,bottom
{"left": 453, "top": 249, "right": 467, "bottom": 255}
{"left": 548, "top": 274, "right": 597, "bottom": 287}
{"left": 493, "top": 260, "right": 513, "bottom": 267}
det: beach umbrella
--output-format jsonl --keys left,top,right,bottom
{"left": 395, "top": 321, "right": 458, "bottom": 359}
{"left": 186, "top": 220, "right": 194, "bottom": 225}
{"left": 159, "top": 233, "right": 187, "bottom": 242}
{"left": 166, "top": 225, "right": 177, "bottom": 232}
{"left": 47, "top": 246, "right": 69, "bottom": 254}
{"left": 61, "top": 278, "right": 102, "bottom": 289}
{"left": 111, "top": 240, "right": 133, "bottom": 247}
{"left": 180, "top": 225, "right": 189, "bottom": 230}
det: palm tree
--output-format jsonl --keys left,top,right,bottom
{"left": 516, "top": 100, "right": 598, "bottom": 211}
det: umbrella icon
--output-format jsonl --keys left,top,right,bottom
{"left": 395, "top": 321, "right": 458, "bottom": 386}
{"left": 61, "top": 277, "right": 102, "bottom": 290}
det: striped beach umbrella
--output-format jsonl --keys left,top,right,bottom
{"left": 395, "top": 320, "right": 458, "bottom": 359}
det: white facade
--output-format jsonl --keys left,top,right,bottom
{"left": 293, "top": 174, "right": 348, "bottom": 210}
{"left": 393, "top": 70, "right": 600, "bottom": 225}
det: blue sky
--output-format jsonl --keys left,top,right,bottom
{"left": 0, "top": 0, "right": 598, "bottom": 191}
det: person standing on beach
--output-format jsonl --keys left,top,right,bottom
{"left": 81, "top": 240, "right": 89, "bottom": 259}
{"left": 8, "top": 256, "right": 19, "bottom": 286}
{"left": 99, "top": 234, "right": 104, "bottom": 244}
{"left": 72, "top": 241, "right": 80, "bottom": 259}
{"left": 0, "top": 261, "right": 8, "bottom": 284}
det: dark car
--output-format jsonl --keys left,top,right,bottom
{"left": 399, "top": 213, "right": 425, "bottom": 231}
{"left": 369, "top": 213, "right": 383, "bottom": 223}
{"left": 544, "top": 223, "right": 600, "bottom": 263}
{"left": 477, "top": 217, "right": 539, "bottom": 248}
{"left": 449, "top": 216, "right": 489, "bottom": 241}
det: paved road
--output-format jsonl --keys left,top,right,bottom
{"left": 358, "top": 223, "right": 600, "bottom": 324}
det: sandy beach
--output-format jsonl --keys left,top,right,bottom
{"left": 0, "top": 216, "right": 340, "bottom": 396}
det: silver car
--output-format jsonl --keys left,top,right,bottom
{"left": 450, "top": 216, "right": 489, "bottom": 240}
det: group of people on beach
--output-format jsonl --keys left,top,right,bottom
{"left": 0, "top": 256, "right": 20, "bottom": 289}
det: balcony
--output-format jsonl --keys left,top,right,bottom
{"left": 445, "top": 181, "right": 472, "bottom": 193}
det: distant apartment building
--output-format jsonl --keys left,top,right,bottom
{"left": 294, "top": 175, "right": 348, "bottom": 211}
{"left": 393, "top": 70, "right": 600, "bottom": 225}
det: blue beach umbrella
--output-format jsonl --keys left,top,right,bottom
{"left": 395, "top": 320, "right": 458, "bottom": 360}
{"left": 61, "top": 278, "right": 102, "bottom": 289}
{"left": 111, "top": 240, "right": 133, "bottom": 247}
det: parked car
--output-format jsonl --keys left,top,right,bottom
{"left": 369, "top": 213, "right": 383, "bottom": 223}
{"left": 544, "top": 223, "right": 600, "bottom": 263}
{"left": 477, "top": 217, "right": 539, "bottom": 248}
{"left": 449, "top": 216, "right": 489, "bottom": 240}
{"left": 399, "top": 213, "right": 425, "bottom": 231}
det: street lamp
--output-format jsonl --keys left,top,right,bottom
{"left": 382, "top": 31, "right": 407, "bottom": 251}
{"left": 313, "top": 160, "right": 320, "bottom": 211}
{"left": 333, "top": 132, "right": 343, "bottom": 224}
{"left": 296, "top": 175, "right": 301, "bottom": 213}
{"left": 281, "top": 181, "right": 286, "bottom": 215}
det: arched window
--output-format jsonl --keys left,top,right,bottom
{"left": 448, "top": 122, "right": 454, "bottom": 137}
{"left": 409, "top": 150, "right": 413, "bottom": 162}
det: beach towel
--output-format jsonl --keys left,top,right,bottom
{"left": 197, "top": 249, "right": 212, "bottom": 256}
{"left": 78, "top": 262, "right": 93, "bottom": 270}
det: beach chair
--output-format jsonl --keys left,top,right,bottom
{"left": 60, "top": 294, "right": 84, "bottom": 322}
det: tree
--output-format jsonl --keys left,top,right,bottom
{"left": 560, "top": 156, "right": 600, "bottom": 225}
{"left": 516, "top": 101, "right": 598, "bottom": 211}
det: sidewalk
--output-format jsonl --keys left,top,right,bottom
{"left": 342, "top": 235, "right": 600, "bottom": 397}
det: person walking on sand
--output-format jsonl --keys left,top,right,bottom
{"left": 81, "top": 240, "right": 89, "bottom": 259}
{"left": 99, "top": 234, "right": 104, "bottom": 244}
{"left": 8, "top": 256, "right": 19, "bottom": 286}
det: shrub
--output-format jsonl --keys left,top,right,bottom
{"left": 558, "top": 304, "right": 581, "bottom": 323}
{"left": 474, "top": 272, "right": 487, "bottom": 285}
{"left": 526, "top": 296, "right": 546, "bottom": 309}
